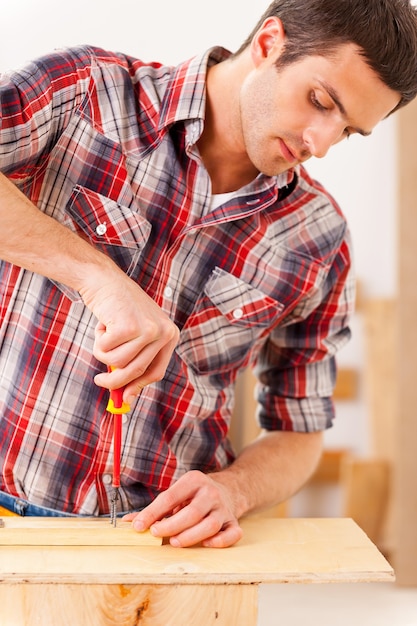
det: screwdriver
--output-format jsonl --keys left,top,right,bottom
{"left": 106, "top": 368, "right": 130, "bottom": 527}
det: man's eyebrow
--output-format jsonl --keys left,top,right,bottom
{"left": 319, "top": 80, "right": 372, "bottom": 137}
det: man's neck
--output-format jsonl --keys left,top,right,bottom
{"left": 197, "top": 57, "right": 259, "bottom": 194}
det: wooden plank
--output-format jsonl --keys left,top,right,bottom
{"left": 0, "top": 518, "right": 161, "bottom": 546}
{"left": 362, "top": 299, "right": 397, "bottom": 461}
{"left": 0, "top": 517, "right": 393, "bottom": 626}
{"left": 396, "top": 98, "right": 417, "bottom": 586}
{"left": 362, "top": 298, "right": 396, "bottom": 556}
{"left": 230, "top": 367, "right": 259, "bottom": 453}
{"left": 341, "top": 458, "right": 391, "bottom": 546}
{"left": 0, "top": 517, "right": 394, "bottom": 585}
{"left": 333, "top": 368, "right": 358, "bottom": 401}
{"left": 308, "top": 449, "right": 348, "bottom": 483}
{"left": 1, "top": 583, "right": 258, "bottom": 626}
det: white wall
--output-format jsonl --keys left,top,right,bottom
{"left": 1, "top": 0, "right": 396, "bottom": 300}
{"left": 1, "top": 0, "right": 398, "bottom": 461}
{"left": 0, "top": 0, "right": 262, "bottom": 68}
{"left": 307, "top": 120, "right": 398, "bottom": 299}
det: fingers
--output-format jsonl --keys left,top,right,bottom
{"left": 150, "top": 507, "right": 243, "bottom": 549}
{"left": 79, "top": 270, "right": 180, "bottom": 392}
{"left": 124, "top": 506, "right": 242, "bottom": 548}
{"left": 92, "top": 297, "right": 179, "bottom": 395}
{"left": 202, "top": 523, "right": 243, "bottom": 548}
{"left": 94, "top": 324, "right": 179, "bottom": 400}
{"left": 122, "top": 471, "right": 243, "bottom": 548}
{"left": 94, "top": 311, "right": 179, "bottom": 357}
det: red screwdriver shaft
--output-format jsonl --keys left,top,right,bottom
{"left": 106, "top": 370, "right": 130, "bottom": 527}
{"left": 111, "top": 389, "right": 123, "bottom": 489}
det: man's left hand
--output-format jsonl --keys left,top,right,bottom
{"left": 123, "top": 470, "right": 244, "bottom": 548}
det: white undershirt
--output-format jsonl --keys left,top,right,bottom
{"left": 209, "top": 192, "right": 235, "bottom": 212}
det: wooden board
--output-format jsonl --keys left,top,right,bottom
{"left": 1, "top": 583, "right": 257, "bottom": 626}
{"left": 308, "top": 448, "right": 348, "bottom": 483}
{"left": 0, "top": 517, "right": 394, "bottom": 585}
{"left": 0, "top": 517, "right": 161, "bottom": 546}
{"left": 341, "top": 458, "right": 390, "bottom": 546}
{"left": 333, "top": 367, "right": 358, "bottom": 401}
{"left": 395, "top": 101, "right": 417, "bottom": 586}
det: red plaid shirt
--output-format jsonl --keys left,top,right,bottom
{"left": 0, "top": 45, "right": 354, "bottom": 514}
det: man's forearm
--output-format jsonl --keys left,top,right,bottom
{"left": 212, "top": 429, "right": 324, "bottom": 518}
{"left": 0, "top": 172, "right": 117, "bottom": 291}
{"left": 0, "top": 172, "right": 179, "bottom": 395}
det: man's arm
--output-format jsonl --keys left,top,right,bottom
{"left": 125, "top": 429, "right": 323, "bottom": 547}
{"left": 0, "top": 172, "right": 179, "bottom": 399}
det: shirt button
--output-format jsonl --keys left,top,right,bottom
{"left": 233, "top": 308, "right": 244, "bottom": 320}
{"left": 122, "top": 414, "right": 129, "bottom": 424}
{"left": 164, "top": 286, "right": 173, "bottom": 299}
{"left": 96, "top": 222, "right": 107, "bottom": 236}
{"left": 103, "top": 474, "right": 112, "bottom": 484}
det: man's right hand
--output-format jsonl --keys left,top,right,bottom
{"left": 87, "top": 271, "right": 179, "bottom": 402}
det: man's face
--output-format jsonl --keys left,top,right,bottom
{"left": 238, "top": 42, "right": 400, "bottom": 176}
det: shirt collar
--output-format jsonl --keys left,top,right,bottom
{"left": 159, "top": 47, "right": 229, "bottom": 130}
{"left": 159, "top": 46, "right": 296, "bottom": 192}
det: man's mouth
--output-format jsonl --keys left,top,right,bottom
{"left": 279, "top": 139, "right": 298, "bottom": 164}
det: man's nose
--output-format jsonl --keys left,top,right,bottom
{"left": 303, "top": 123, "right": 344, "bottom": 159}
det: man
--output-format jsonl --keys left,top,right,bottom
{"left": 0, "top": 0, "right": 416, "bottom": 548}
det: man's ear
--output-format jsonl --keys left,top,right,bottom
{"left": 251, "top": 16, "right": 286, "bottom": 66}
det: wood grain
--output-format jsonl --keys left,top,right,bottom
{"left": 0, "top": 517, "right": 161, "bottom": 546}
{"left": 2, "top": 584, "right": 257, "bottom": 626}
{"left": 0, "top": 517, "right": 393, "bottom": 626}
{"left": 0, "top": 517, "right": 394, "bottom": 585}
{"left": 395, "top": 96, "right": 417, "bottom": 585}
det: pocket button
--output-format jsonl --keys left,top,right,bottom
{"left": 96, "top": 222, "right": 107, "bottom": 236}
{"left": 232, "top": 307, "right": 244, "bottom": 320}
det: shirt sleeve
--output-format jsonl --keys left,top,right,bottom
{"left": 254, "top": 230, "right": 355, "bottom": 433}
{"left": 0, "top": 47, "right": 100, "bottom": 176}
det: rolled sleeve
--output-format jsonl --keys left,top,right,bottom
{"left": 254, "top": 234, "right": 355, "bottom": 433}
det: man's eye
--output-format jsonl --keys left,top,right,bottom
{"left": 310, "top": 92, "right": 328, "bottom": 111}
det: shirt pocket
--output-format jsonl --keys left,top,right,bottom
{"left": 55, "top": 185, "right": 152, "bottom": 301}
{"left": 176, "top": 267, "right": 284, "bottom": 376}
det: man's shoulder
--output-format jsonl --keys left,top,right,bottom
{"left": 13, "top": 45, "right": 150, "bottom": 80}
{"left": 36, "top": 45, "right": 135, "bottom": 73}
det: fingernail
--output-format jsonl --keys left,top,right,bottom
{"left": 170, "top": 537, "right": 181, "bottom": 548}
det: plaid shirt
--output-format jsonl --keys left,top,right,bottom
{"left": 0, "top": 45, "right": 354, "bottom": 514}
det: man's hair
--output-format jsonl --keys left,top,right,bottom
{"left": 233, "top": 0, "right": 417, "bottom": 113}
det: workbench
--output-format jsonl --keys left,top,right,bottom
{"left": 0, "top": 516, "right": 394, "bottom": 626}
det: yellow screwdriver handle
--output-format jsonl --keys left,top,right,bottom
{"left": 106, "top": 366, "right": 130, "bottom": 414}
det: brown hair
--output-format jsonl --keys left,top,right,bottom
{"left": 233, "top": 0, "right": 417, "bottom": 112}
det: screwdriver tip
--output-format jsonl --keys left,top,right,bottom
{"left": 110, "top": 487, "right": 120, "bottom": 528}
